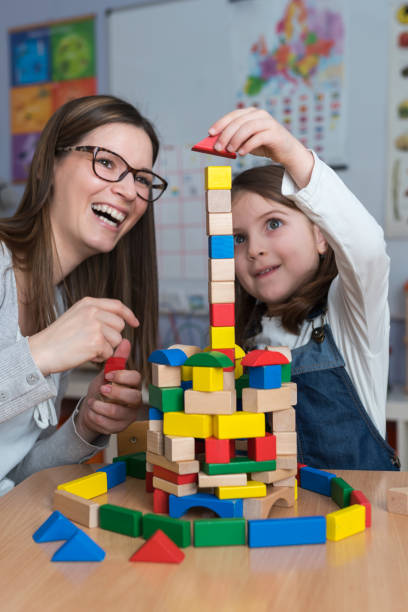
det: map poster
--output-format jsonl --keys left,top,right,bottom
{"left": 230, "top": 0, "right": 348, "bottom": 168}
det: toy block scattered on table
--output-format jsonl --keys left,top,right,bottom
{"left": 53, "top": 490, "right": 100, "bottom": 528}
{"left": 148, "top": 384, "right": 184, "bottom": 413}
{"left": 203, "top": 456, "right": 276, "bottom": 476}
{"left": 250, "top": 468, "right": 297, "bottom": 485}
{"left": 114, "top": 452, "right": 146, "bottom": 479}
{"left": 57, "top": 472, "right": 107, "bottom": 500}
{"left": 99, "top": 504, "right": 142, "bottom": 537}
{"left": 205, "top": 165, "right": 232, "bottom": 190}
{"left": 163, "top": 412, "right": 213, "bottom": 438}
{"left": 331, "top": 477, "right": 354, "bottom": 508}
{"left": 271, "top": 407, "right": 296, "bottom": 432}
{"left": 153, "top": 465, "right": 198, "bottom": 485}
{"left": 276, "top": 455, "right": 297, "bottom": 469}
{"left": 209, "top": 326, "right": 235, "bottom": 349}
{"left": 33, "top": 510, "right": 78, "bottom": 543}
{"left": 386, "top": 487, "right": 408, "bottom": 515}
{"left": 216, "top": 480, "right": 266, "bottom": 500}
{"left": 198, "top": 471, "right": 247, "bottom": 488}
{"left": 142, "top": 513, "right": 191, "bottom": 547}
{"left": 205, "top": 189, "right": 232, "bottom": 212}
{"left": 169, "top": 492, "right": 244, "bottom": 519}
{"left": 205, "top": 437, "right": 235, "bottom": 464}
{"left": 152, "top": 363, "right": 181, "bottom": 388}
{"left": 210, "top": 303, "right": 235, "bottom": 327}
{"left": 146, "top": 451, "right": 199, "bottom": 475}
{"left": 130, "top": 529, "right": 185, "bottom": 564}
{"left": 164, "top": 435, "right": 195, "bottom": 461}
{"left": 242, "top": 386, "right": 292, "bottom": 413}
{"left": 153, "top": 476, "right": 198, "bottom": 497}
{"left": 299, "top": 466, "right": 337, "bottom": 497}
{"left": 275, "top": 432, "right": 297, "bottom": 455}
{"left": 153, "top": 488, "right": 169, "bottom": 514}
{"left": 209, "top": 281, "right": 235, "bottom": 303}
{"left": 247, "top": 433, "right": 276, "bottom": 462}
{"left": 326, "top": 504, "right": 366, "bottom": 541}
{"left": 213, "top": 412, "right": 265, "bottom": 439}
{"left": 248, "top": 516, "right": 326, "bottom": 547}
{"left": 243, "top": 486, "right": 295, "bottom": 520}
{"left": 52, "top": 529, "right": 106, "bottom": 562}
{"left": 194, "top": 518, "right": 246, "bottom": 547}
{"left": 350, "top": 490, "right": 371, "bottom": 527}
{"left": 208, "top": 258, "right": 235, "bottom": 282}
{"left": 192, "top": 134, "right": 237, "bottom": 159}
{"left": 96, "top": 461, "right": 126, "bottom": 489}
{"left": 185, "top": 389, "right": 236, "bottom": 414}
{"left": 208, "top": 235, "right": 234, "bottom": 259}
{"left": 147, "top": 430, "right": 164, "bottom": 455}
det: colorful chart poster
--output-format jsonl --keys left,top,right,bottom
{"left": 9, "top": 16, "right": 96, "bottom": 182}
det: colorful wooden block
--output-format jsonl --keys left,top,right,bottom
{"left": 210, "top": 326, "right": 235, "bottom": 349}
{"left": 152, "top": 363, "right": 181, "bottom": 388}
{"left": 247, "top": 433, "right": 276, "bottom": 462}
{"left": 142, "top": 513, "right": 191, "bottom": 548}
{"left": 216, "top": 480, "right": 267, "bottom": 500}
{"left": 153, "top": 488, "right": 169, "bottom": 514}
{"left": 250, "top": 468, "right": 297, "bottom": 485}
{"left": 146, "top": 451, "right": 199, "bottom": 475}
{"left": 205, "top": 189, "right": 232, "bottom": 212}
{"left": 271, "top": 407, "right": 296, "bottom": 432}
{"left": 51, "top": 530, "right": 105, "bottom": 562}
{"left": 386, "top": 487, "right": 408, "bottom": 515}
{"left": 214, "top": 347, "right": 235, "bottom": 372}
{"left": 235, "top": 374, "right": 250, "bottom": 399}
{"left": 213, "top": 412, "right": 265, "bottom": 439}
{"left": 198, "top": 471, "right": 247, "bottom": 488}
{"left": 148, "top": 348, "right": 187, "bottom": 366}
{"left": 275, "top": 432, "right": 297, "bottom": 455}
{"left": 152, "top": 476, "right": 198, "bottom": 497}
{"left": 164, "top": 435, "right": 195, "bottom": 462}
{"left": 192, "top": 366, "right": 223, "bottom": 392}
{"left": 242, "top": 386, "right": 292, "bottom": 413}
{"left": 203, "top": 456, "right": 276, "bottom": 475}
{"left": 148, "top": 406, "right": 163, "bottom": 420}
{"left": 113, "top": 452, "right": 146, "bottom": 479}
{"left": 205, "top": 437, "right": 235, "bottom": 464}
{"left": 210, "top": 303, "right": 235, "bottom": 327}
{"left": 185, "top": 350, "right": 233, "bottom": 368}
{"left": 281, "top": 363, "right": 292, "bottom": 383}
{"left": 205, "top": 166, "right": 232, "bottom": 190}
{"left": 99, "top": 504, "right": 142, "bottom": 537}
{"left": 163, "top": 412, "right": 213, "bottom": 438}
{"left": 153, "top": 465, "right": 198, "bottom": 485}
{"left": 147, "top": 430, "right": 164, "bottom": 455}
{"left": 146, "top": 471, "right": 154, "bottom": 493}
{"left": 350, "top": 490, "right": 372, "bottom": 527}
{"left": 192, "top": 135, "right": 237, "bottom": 159}
{"left": 208, "top": 235, "right": 234, "bottom": 259}
{"left": 181, "top": 380, "right": 193, "bottom": 391}
{"left": 248, "top": 516, "right": 326, "bottom": 547}
{"left": 96, "top": 461, "right": 126, "bottom": 489}
{"left": 185, "top": 389, "right": 236, "bottom": 415}
{"left": 208, "top": 258, "right": 235, "bottom": 282}
{"left": 33, "top": 510, "right": 78, "bottom": 543}
{"left": 130, "top": 529, "right": 185, "bottom": 564}
{"left": 209, "top": 281, "right": 235, "bottom": 304}
{"left": 148, "top": 384, "right": 184, "bottom": 413}
{"left": 299, "top": 466, "right": 337, "bottom": 496}
{"left": 249, "top": 365, "right": 281, "bottom": 389}
{"left": 53, "top": 490, "right": 100, "bottom": 529}
{"left": 169, "top": 492, "right": 243, "bottom": 519}
{"left": 331, "top": 477, "right": 354, "bottom": 508}
{"left": 326, "top": 505, "right": 366, "bottom": 541}
{"left": 167, "top": 344, "right": 200, "bottom": 380}
{"left": 57, "top": 472, "right": 107, "bottom": 500}
{"left": 194, "top": 518, "right": 246, "bottom": 547}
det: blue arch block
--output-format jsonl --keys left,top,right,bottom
{"left": 169, "top": 492, "right": 243, "bottom": 519}
{"left": 148, "top": 348, "right": 187, "bottom": 366}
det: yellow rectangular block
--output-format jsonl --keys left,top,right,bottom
{"left": 206, "top": 212, "right": 233, "bottom": 236}
{"left": 185, "top": 389, "right": 236, "bottom": 414}
{"left": 205, "top": 166, "right": 232, "bottom": 190}
{"left": 208, "top": 258, "right": 235, "bottom": 282}
{"left": 192, "top": 366, "right": 223, "bottom": 392}
{"left": 213, "top": 412, "right": 265, "bottom": 439}
{"left": 163, "top": 412, "right": 213, "bottom": 438}
{"left": 57, "top": 472, "right": 107, "bottom": 500}
{"left": 210, "top": 326, "right": 235, "bottom": 349}
{"left": 206, "top": 189, "right": 231, "bottom": 212}
{"left": 209, "top": 281, "right": 235, "bottom": 304}
{"left": 216, "top": 480, "right": 267, "bottom": 499}
{"left": 326, "top": 504, "right": 366, "bottom": 541}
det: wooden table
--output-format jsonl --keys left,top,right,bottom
{"left": 1, "top": 466, "right": 408, "bottom": 612}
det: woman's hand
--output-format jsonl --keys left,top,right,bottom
{"left": 74, "top": 339, "right": 143, "bottom": 442}
{"left": 209, "top": 107, "right": 314, "bottom": 188}
{"left": 28, "top": 297, "right": 139, "bottom": 376}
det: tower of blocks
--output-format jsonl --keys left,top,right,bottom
{"left": 145, "top": 163, "right": 299, "bottom": 520}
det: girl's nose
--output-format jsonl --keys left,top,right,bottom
{"left": 247, "top": 240, "right": 266, "bottom": 259}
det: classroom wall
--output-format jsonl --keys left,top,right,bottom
{"left": 1, "top": 0, "right": 407, "bottom": 384}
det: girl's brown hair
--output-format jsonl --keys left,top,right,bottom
{"left": 232, "top": 164, "right": 338, "bottom": 348}
{"left": 0, "top": 95, "right": 159, "bottom": 381}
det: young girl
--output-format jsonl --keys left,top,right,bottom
{"left": 0, "top": 95, "right": 167, "bottom": 493}
{"left": 209, "top": 107, "right": 399, "bottom": 470}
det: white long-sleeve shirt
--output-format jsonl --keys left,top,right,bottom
{"left": 252, "top": 153, "right": 389, "bottom": 438}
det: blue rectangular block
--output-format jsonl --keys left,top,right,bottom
{"left": 208, "top": 235, "right": 234, "bottom": 259}
{"left": 249, "top": 365, "right": 281, "bottom": 389}
{"left": 149, "top": 406, "right": 163, "bottom": 421}
{"left": 248, "top": 516, "right": 327, "bottom": 547}
{"left": 97, "top": 461, "right": 126, "bottom": 489}
{"left": 181, "top": 380, "right": 193, "bottom": 391}
{"left": 300, "top": 467, "right": 336, "bottom": 496}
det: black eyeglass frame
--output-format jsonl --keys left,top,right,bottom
{"left": 56, "top": 145, "right": 168, "bottom": 203}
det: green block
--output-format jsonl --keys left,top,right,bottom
{"left": 281, "top": 363, "right": 291, "bottom": 383}
{"left": 113, "top": 452, "right": 146, "bottom": 479}
{"left": 148, "top": 384, "right": 184, "bottom": 412}
{"left": 331, "top": 477, "right": 353, "bottom": 508}
{"left": 99, "top": 504, "right": 142, "bottom": 537}
{"left": 194, "top": 518, "right": 246, "bottom": 547}
{"left": 203, "top": 456, "right": 276, "bottom": 475}
{"left": 184, "top": 351, "right": 233, "bottom": 368}
{"left": 235, "top": 374, "right": 250, "bottom": 399}
{"left": 142, "top": 513, "right": 191, "bottom": 548}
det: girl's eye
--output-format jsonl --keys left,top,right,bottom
{"left": 234, "top": 234, "right": 246, "bottom": 246}
{"left": 267, "top": 218, "right": 282, "bottom": 231}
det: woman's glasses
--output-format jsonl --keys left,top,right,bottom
{"left": 56, "top": 145, "right": 168, "bottom": 203}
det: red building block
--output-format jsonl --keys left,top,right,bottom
{"left": 350, "top": 490, "right": 371, "bottom": 527}
{"left": 210, "top": 303, "right": 235, "bottom": 327}
{"left": 153, "top": 488, "right": 169, "bottom": 514}
{"left": 130, "top": 529, "right": 185, "bottom": 564}
{"left": 153, "top": 465, "right": 198, "bottom": 485}
{"left": 146, "top": 471, "right": 154, "bottom": 493}
{"left": 104, "top": 357, "right": 126, "bottom": 378}
{"left": 213, "top": 347, "right": 235, "bottom": 372}
{"left": 247, "top": 433, "right": 276, "bottom": 462}
{"left": 205, "top": 437, "right": 235, "bottom": 464}
{"left": 297, "top": 463, "right": 307, "bottom": 483}
{"left": 191, "top": 134, "right": 237, "bottom": 159}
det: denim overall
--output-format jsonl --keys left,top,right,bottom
{"left": 291, "top": 321, "right": 400, "bottom": 470}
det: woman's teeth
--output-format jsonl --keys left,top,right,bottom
{"left": 91, "top": 203, "right": 126, "bottom": 226}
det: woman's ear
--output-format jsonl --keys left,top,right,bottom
{"left": 313, "top": 225, "right": 328, "bottom": 255}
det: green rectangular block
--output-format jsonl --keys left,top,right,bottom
{"left": 142, "top": 513, "right": 191, "bottom": 548}
{"left": 99, "top": 504, "right": 142, "bottom": 537}
{"left": 113, "top": 452, "right": 146, "bottom": 479}
{"left": 194, "top": 518, "right": 246, "bottom": 547}
{"left": 331, "top": 477, "right": 353, "bottom": 508}
{"left": 235, "top": 374, "right": 249, "bottom": 399}
{"left": 203, "top": 456, "right": 276, "bottom": 475}
{"left": 281, "top": 363, "right": 291, "bottom": 383}
{"left": 148, "top": 384, "right": 184, "bottom": 412}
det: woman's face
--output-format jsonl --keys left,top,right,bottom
{"left": 50, "top": 122, "right": 153, "bottom": 277}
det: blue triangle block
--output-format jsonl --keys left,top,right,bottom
{"left": 51, "top": 529, "right": 106, "bottom": 562}
{"left": 33, "top": 511, "right": 78, "bottom": 543}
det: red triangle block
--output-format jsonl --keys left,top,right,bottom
{"left": 191, "top": 135, "right": 236, "bottom": 159}
{"left": 129, "top": 529, "right": 185, "bottom": 564}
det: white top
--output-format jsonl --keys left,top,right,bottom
{"left": 252, "top": 153, "right": 389, "bottom": 438}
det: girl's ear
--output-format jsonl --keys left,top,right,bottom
{"left": 313, "top": 225, "right": 328, "bottom": 255}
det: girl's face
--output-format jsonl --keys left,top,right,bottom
{"left": 50, "top": 122, "right": 153, "bottom": 278}
{"left": 232, "top": 190, "right": 328, "bottom": 309}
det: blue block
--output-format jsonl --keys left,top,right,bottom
{"left": 169, "top": 492, "right": 243, "bottom": 519}
{"left": 97, "top": 461, "right": 126, "bottom": 489}
{"left": 248, "top": 516, "right": 327, "bottom": 548}
{"left": 148, "top": 348, "right": 187, "bottom": 366}
{"left": 33, "top": 511, "right": 77, "bottom": 543}
{"left": 299, "top": 466, "right": 336, "bottom": 496}
{"left": 181, "top": 380, "right": 193, "bottom": 391}
{"left": 149, "top": 406, "right": 163, "bottom": 421}
{"left": 208, "top": 235, "right": 234, "bottom": 259}
{"left": 52, "top": 529, "right": 105, "bottom": 562}
{"left": 249, "top": 365, "right": 281, "bottom": 389}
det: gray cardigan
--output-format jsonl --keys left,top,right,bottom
{"left": 0, "top": 244, "right": 108, "bottom": 485}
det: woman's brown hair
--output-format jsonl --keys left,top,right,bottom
{"left": 0, "top": 95, "right": 159, "bottom": 381}
{"left": 232, "top": 164, "right": 338, "bottom": 348}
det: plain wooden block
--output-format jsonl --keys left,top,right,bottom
{"left": 184, "top": 389, "right": 236, "bottom": 415}
{"left": 117, "top": 420, "right": 149, "bottom": 455}
{"left": 223, "top": 370, "right": 236, "bottom": 390}
{"left": 209, "top": 281, "right": 235, "bottom": 304}
{"left": 208, "top": 258, "right": 235, "bottom": 282}
{"left": 275, "top": 432, "right": 297, "bottom": 455}
{"left": 283, "top": 381, "right": 297, "bottom": 405}
{"left": 272, "top": 407, "right": 296, "bottom": 432}
{"left": 265, "top": 346, "right": 292, "bottom": 362}
{"left": 148, "top": 420, "right": 163, "bottom": 433}
{"left": 198, "top": 471, "right": 247, "bottom": 488}
{"left": 276, "top": 454, "right": 298, "bottom": 469}
{"left": 147, "top": 430, "right": 164, "bottom": 455}
{"left": 242, "top": 386, "right": 292, "bottom": 413}
{"left": 152, "top": 363, "right": 181, "bottom": 388}
{"left": 243, "top": 485, "right": 295, "bottom": 519}
{"left": 206, "top": 212, "right": 233, "bottom": 236}
{"left": 387, "top": 487, "right": 408, "bottom": 515}
{"left": 53, "top": 489, "right": 100, "bottom": 528}
{"left": 167, "top": 344, "right": 201, "bottom": 357}
{"left": 164, "top": 435, "right": 195, "bottom": 462}
{"left": 206, "top": 189, "right": 231, "bottom": 212}
{"left": 146, "top": 451, "right": 200, "bottom": 475}
{"left": 274, "top": 476, "right": 296, "bottom": 488}
{"left": 251, "top": 468, "right": 297, "bottom": 485}
{"left": 152, "top": 476, "right": 198, "bottom": 497}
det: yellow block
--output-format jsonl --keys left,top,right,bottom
{"left": 57, "top": 472, "right": 107, "bottom": 500}
{"left": 210, "top": 326, "right": 235, "bottom": 349}
{"left": 205, "top": 166, "right": 232, "bottom": 190}
{"left": 181, "top": 364, "right": 193, "bottom": 381}
{"left": 216, "top": 480, "right": 267, "bottom": 499}
{"left": 213, "top": 412, "right": 265, "bottom": 439}
{"left": 326, "top": 504, "right": 366, "bottom": 541}
{"left": 163, "top": 412, "right": 213, "bottom": 438}
{"left": 295, "top": 479, "right": 298, "bottom": 501}
{"left": 192, "top": 366, "right": 223, "bottom": 392}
